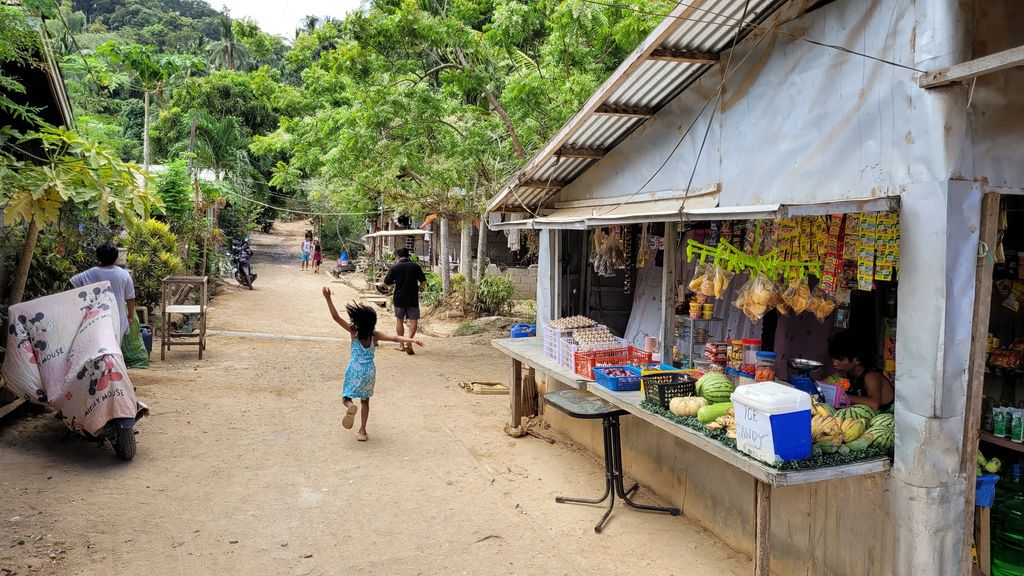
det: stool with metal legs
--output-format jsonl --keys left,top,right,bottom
{"left": 544, "top": 389, "right": 680, "bottom": 533}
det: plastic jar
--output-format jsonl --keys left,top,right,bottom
{"left": 755, "top": 351, "right": 776, "bottom": 382}
{"left": 728, "top": 339, "right": 744, "bottom": 371}
{"left": 742, "top": 338, "right": 762, "bottom": 374}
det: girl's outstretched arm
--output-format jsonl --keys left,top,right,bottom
{"left": 375, "top": 331, "right": 424, "bottom": 347}
{"left": 322, "top": 287, "right": 353, "bottom": 333}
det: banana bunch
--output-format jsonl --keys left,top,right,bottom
{"left": 811, "top": 414, "right": 841, "bottom": 443}
{"left": 811, "top": 402, "right": 835, "bottom": 418}
{"left": 705, "top": 408, "right": 737, "bottom": 439}
{"left": 839, "top": 418, "right": 866, "bottom": 443}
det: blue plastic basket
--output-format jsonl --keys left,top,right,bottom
{"left": 592, "top": 365, "right": 642, "bottom": 391}
{"left": 510, "top": 323, "right": 537, "bottom": 338}
{"left": 977, "top": 474, "right": 1000, "bottom": 507}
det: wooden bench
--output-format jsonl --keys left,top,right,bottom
{"left": 161, "top": 276, "right": 208, "bottom": 360}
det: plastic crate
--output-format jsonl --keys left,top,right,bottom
{"left": 574, "top": 346, "right": 653, "bottom": 380}
{"left": 642, "top": 371, "right": 698, "bottom": 408}
{"left": 592, "top": 366, "right": 642, "bottom": 391}
{"left": 560, "top": 336, "right": 628, "bottom": 373}
{"left": 977, "top": 474, "right": 999, "bottom": 507}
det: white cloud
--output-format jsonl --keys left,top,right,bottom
{"left": 210, "top": 0, "right": 362, "bottom": 40}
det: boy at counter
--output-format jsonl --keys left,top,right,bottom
{"left": 828, "top": 331, "right": 894, "bottom": 411}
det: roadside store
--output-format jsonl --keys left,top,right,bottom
{"left": 487, "top": 0, "right": 1024, "bottom": 574}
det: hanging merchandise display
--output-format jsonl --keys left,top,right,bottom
{"left": 857, "top": 212, "right": 878, "bottom": 290}
{"left": 623, "top": 226, "right": 634, "bottom": 295}
{"left": 873, "top": 211, "right": 900, "bottom": 282}
{"left": 591, "top": 227, "right": 627, "bottom": 277}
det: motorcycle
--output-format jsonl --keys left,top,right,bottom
{"left": 228, "top": 238, "right": 257, "bottom": 289}
{"left": 3, "top": 282, "right": 148, "bottom": 461}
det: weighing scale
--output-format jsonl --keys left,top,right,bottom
{"left": 787, "top": 358, "right": 823, "bottom": 398}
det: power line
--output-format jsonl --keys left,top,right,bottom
{"left": 578, "top": 0, "right": 925, "bottom": 74}
{"left": 220, "top": 187, "right": 377, "bottom": 217}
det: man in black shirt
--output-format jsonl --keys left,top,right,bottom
{"left": 384, "top": 248, "right": 427, "bottom": 354}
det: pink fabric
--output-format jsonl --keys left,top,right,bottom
{"left": 3, "top": 282, "right": 143, "bottom": 435}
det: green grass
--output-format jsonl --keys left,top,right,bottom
{"left": 452, "top": 321, "right": 487, "bottom": 336}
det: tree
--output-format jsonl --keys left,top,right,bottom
{"left": 189, "top": 110, "right": 251, "bottom": 182}
{"left": 208, "top": 13, "right": 250, "bottom": 71}
{"left": 96, "top": 42, "right": 201, "bottom": 168}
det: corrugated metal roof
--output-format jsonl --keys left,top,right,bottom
{"left": 487, "top": 0, "right": 788, "bottom": 214}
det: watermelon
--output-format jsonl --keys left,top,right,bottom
{"left": 696, "top": 372, "right": 730, "bottom": 396}
{"left": 700, "top": 379, "right": 734, "bottom": 404}
{"left": 870, "top": 429, "right": 894, "bottom": 451}
{"left": 836, "top": 405, "right": 877, "bottom": 422}
{"left": 870, "top": 413, "right": 895, "bottom": 431}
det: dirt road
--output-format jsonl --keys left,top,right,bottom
{"left": 0, "top": 221, "right": 748, "bottom": 575}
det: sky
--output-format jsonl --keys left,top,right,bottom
{"left": 209, "top": 1, "right": 362, "bottom": 40}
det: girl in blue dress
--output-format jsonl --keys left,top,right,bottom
{"left": 323, "top": 287, "right": 423, "bottom": 441}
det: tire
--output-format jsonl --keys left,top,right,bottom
{"left": 112, "top": 426, "right": 136, "bottom": 461}
{"left": 241, "top": 269, "right": 253, "bottom": 290}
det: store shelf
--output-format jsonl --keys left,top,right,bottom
{"left": 586, "top": 383, "right": 891, "bottom": 487}
{"left": 980, "top": 431, "right": 1024, "bottom": 454}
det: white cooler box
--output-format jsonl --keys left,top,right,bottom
{"left": 731, "top": 382, "right": 813, "bottom": 464}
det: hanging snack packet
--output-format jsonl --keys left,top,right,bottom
{"left": 700, "top": 266, "right": 716, "bottom": 298}
{"left": 782, "top": 276, "right": 812, "bottom": 314}
{"left": 712, "top": 264, "right": 735, "bottom": 299}
{"left": 773, "top": 280, "right": 790, "bottom": 315}
{"left": 736, "top": 273, "right": 775, "bottom": 322}
{"left": 808, "top": 286, "right": 838, "bottom": 322}
{"left": 689, "top": 260, "right": 709, "bottom": 294}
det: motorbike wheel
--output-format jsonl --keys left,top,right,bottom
{"left": 112, "top": 426, "right": 136, "bottom": 461}
{"left": 241, "top": 269, "right": 253, "bottom": 290}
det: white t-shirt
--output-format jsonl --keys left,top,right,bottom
{"left": 70, "top": 266, "right": 135, "bottom": 335}
{"left": 302, "top": 240, "right": 311, "bottom": 253}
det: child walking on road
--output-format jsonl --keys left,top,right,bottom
{"left": 322, "top": 287, "right": 423, "bottom": 441}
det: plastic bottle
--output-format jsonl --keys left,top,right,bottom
{"left": 995, "top": 406, "right": 1009, "bottom": 438}
{"left": 993, "top": 464, "right": 1024, "bottom": 575}
{"left": 1014, "top": 409, "right": 1024, "bottom": 444}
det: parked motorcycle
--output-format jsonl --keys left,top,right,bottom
{"left": 3, "top": 282, "right": 149, "bottom": 461}
{"left": 228, "top": 238, "right": 257, "bottom": 289}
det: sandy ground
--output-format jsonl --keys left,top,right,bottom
{"left": 0, "top": 221, "right": 750, "bottom": 576}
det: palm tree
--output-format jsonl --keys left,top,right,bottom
{"left": 300, "top": 14, "right": 320, "bottom": 36}
{"left": 208, "top": 15, "right": 249, "bottom": 71}
{"left": 190, "top": 110, "right": 251, "bottom": 182}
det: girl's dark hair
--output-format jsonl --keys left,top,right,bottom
{"left": 345, "top": 302, "right": 377, "bottom": 340}
{"left": 829, "top": 330, "right": 871, "bottom": 365}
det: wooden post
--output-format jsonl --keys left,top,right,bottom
{"left": 977, "top": 506, "right": 991, "bottom": 575}
{"left": 510, "top": 358, "right": 523, "bottom": 429}
{"left": 754, "top": 480, "right": 771, "bottom": 576}
{"left": 960, "top": 192, "right": 1000, "bottom": 574}
{"left": 660, "top": 222, "right": 679, "bottom": 364}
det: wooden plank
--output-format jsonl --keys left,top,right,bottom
{"left": 920, "top": 45, "right": 1024, "bottom": 88}
{"left": 520, "top": 180, "right": 567, "bottom": 190}
{"left": 660, "top": 221, "right": 679, "bottom": 364}
{"left": 649, "top": 48, "right": 719, "bottom": 64}
{"left": 555, "top": 147, "right": 607, "bottom": 159}
{"left": 979, "top": 506, "right": 991, "bottom": 575}
{"left": 979, "top": 430, "right": 1024, "bottom": 454}
{"left": 510, "top": 358, "right": 523, "bottom": 428}
{"left": 552, "top": 184, "right": 719, "bottom": 209}
{"left": 960, "top": 192, "right": 1001, "bottom": 575}
{"left": 594, "top": 104, "right": 656, "bottom": 118}
{"left": 754, "top": 480, "right": 771, "bottom": 576}
{"left": 0, "top": 397, "right": 25, "bottom": 419}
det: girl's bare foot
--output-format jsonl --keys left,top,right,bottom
{"left": 356, "top": 432, "right": 368, "bottom": 442}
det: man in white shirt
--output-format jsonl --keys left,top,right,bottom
{"left": 70, "top": 243, "right": 136, "bottom": 338}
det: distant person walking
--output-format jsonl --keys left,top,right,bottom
{"left": 312, "top": 238, "right": 323, "bottom": 274}
{"left": 70, "top": 242, "right": 136, "bottom": 341}
{"left": 383, "top": 248, "right": 426, "bottom": 355}
{"left": 300, "top": 236, "right": 312, "bottom": 271}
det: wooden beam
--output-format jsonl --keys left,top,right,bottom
{"left": 520, "top": 180, "right": 567, "bottom": 190}
{"left": 920, "top": 44, "right": 1024, "bottom": 88}
{"left": 959, "top": 192, "right": 1000, "bottom": 576}
{"left": 594, "top": 104, "right": 656, "bottom": 118}
{"left": 754, "top": 480, "right": 772, "bottom": 576}
{"left": 660, "top": 221, "right": 679, "bottom": 366}
{"left": 555, "top": 147, "right": 607, "bottom": 159}
{"left": 648, "top": 48, "right": 719, "bottom": 64}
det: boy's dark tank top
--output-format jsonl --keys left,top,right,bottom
{"left": 848, "top": 369, "right": 894, "bottom": 411}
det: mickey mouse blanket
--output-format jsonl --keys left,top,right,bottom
{"left": 3, "top": 282, "right": 147, "bottom": 435}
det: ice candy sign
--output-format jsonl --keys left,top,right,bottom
{"left": 736, "top": 404, "right": 776, "bottom": 464}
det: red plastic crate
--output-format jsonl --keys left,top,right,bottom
{"left": 574, "top": 346, "right": 653, "bottom": 380}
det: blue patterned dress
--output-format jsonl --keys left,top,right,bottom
{"left": 343, "top": 336, "right": 376, "bottom": 399}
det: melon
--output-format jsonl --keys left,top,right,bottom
{"left": 870, "top": 413, "right": 895, "bottom": 431}
{"left": 700, "top": 378, "right": 734, "bottom": 404}
{"left": 695, "top": 372, "right": 730, "bottom": 396}
{"left": 836, "top": 405, "right": 877, "bottom": 423}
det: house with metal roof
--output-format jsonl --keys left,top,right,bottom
{"left": 487, "top": 1, "right": 1024, "bottom": 574}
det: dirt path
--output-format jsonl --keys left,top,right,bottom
{"left": 0, "top": 221, "right": 749, "bottom": 576}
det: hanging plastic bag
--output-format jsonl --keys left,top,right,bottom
{"left": 808, "top": 287, "right": 838, "bottom": 322}
{"left": 773, "top": 280, "right": 790, "bottom": 315}
{"left": 121, "top": 318, "right": 150, "bottom": 369}
{"left": 711, "top": 264, "right": 735, "bottom": 299}
{"left": 689, "top": 260, "right": 710, "bottom": 294}
{"left": 782, "top": 276, "right": 812, "bottom": 314}
{"left": 734, "top": 273, "right": 775, "bottom": 322}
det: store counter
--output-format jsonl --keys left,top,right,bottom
{"left": 491, "top": 336, "right": 891, "bottom": 576}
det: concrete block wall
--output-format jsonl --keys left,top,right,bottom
{"left": 484, "top": 264, "right": 537, "bottom": 299}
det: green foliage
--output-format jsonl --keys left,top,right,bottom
{"left": 155, "top": 158, "right": 193, "bottom": 222}
{"left": 475, "top": 274, "right": 515, "bottom": 316}
{"left": 318, "top": 214, "right": 364, "bottom": 257}
{"left": 420, "top": 271, "right": 443, "bottom": 307}
{"left": 452, "top": 320, "right": 486, "bottom": 337}
{"left": 122, "top": 218, "right": 184, "bottom": 308}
